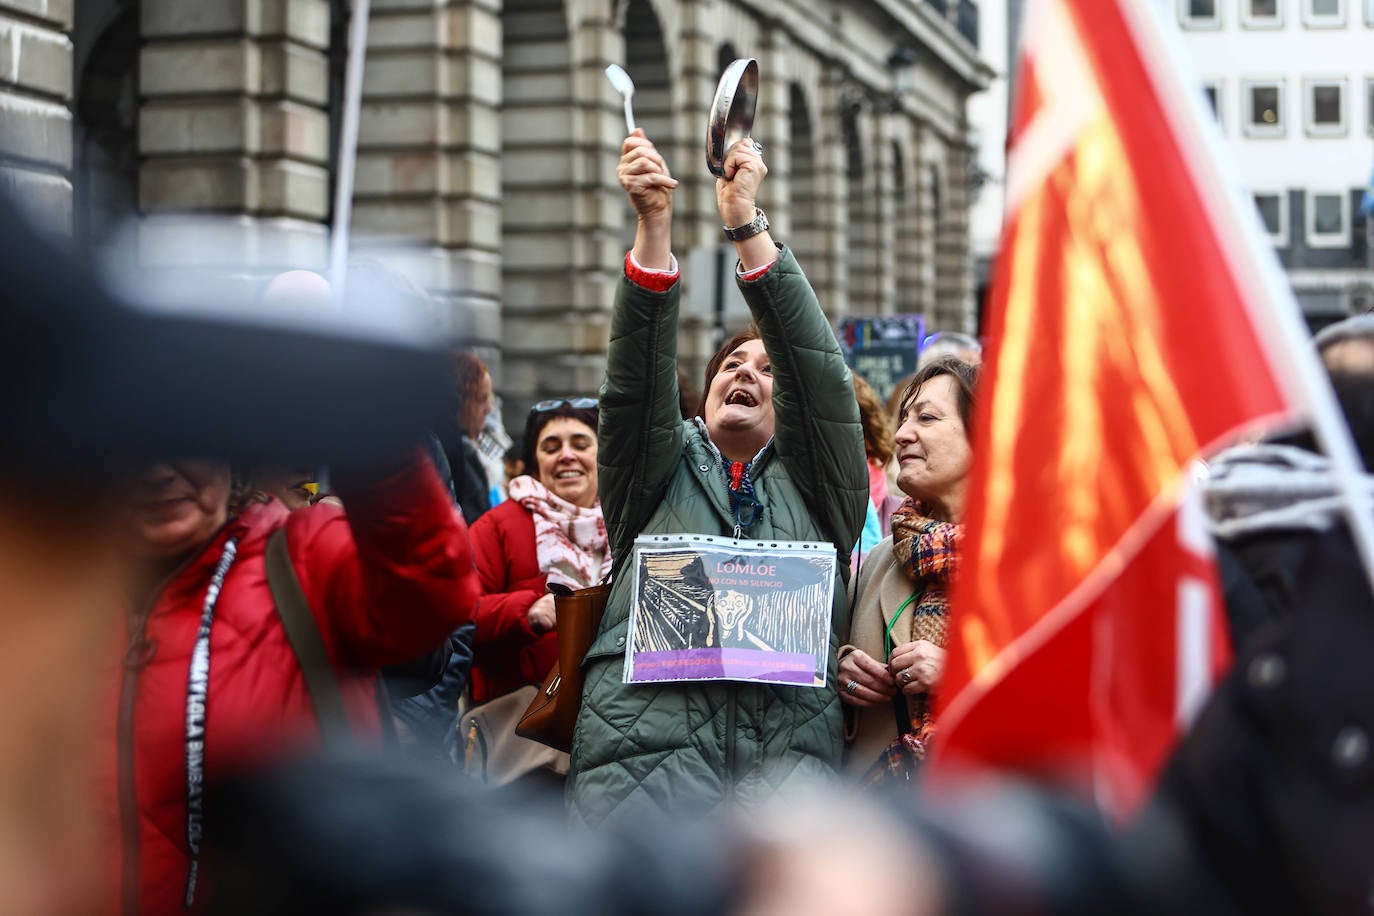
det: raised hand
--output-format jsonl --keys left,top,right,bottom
{"left": 618, "top": 129, "right": 678, "bottom": 225}
{"left": 715, "top": 137, "right": 766, "bottom": 228}
{"left": 618, "top": 129, "right": 677, "bottom": 270}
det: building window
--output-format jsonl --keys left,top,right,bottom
{"left": 1305, "top": 79, "right": 1347, "bottom": 135}
{"left": 1307, "top": 191, "right": 1348, "bottom": 246}
{"left": 1367, "top": 78, "right": 1374, "bottom": 135}
{"left": 1201, "top": 80, "right": 1223, "bottom": 127}
{"left": 1180, "top": 0, "right": 1221, "bottom": 27}
{"left": 1243, "top": 80, "right": 1285, "bottom": 136}
{"left": 1254, "top": 192, "right": 1288, "bottom": 246}
{"left": 1303, "top": 0, "right": 1345, "bottom": 26}
{"left": 1242, "top": 0, "right": 1284, "bottom": 26}
{"left": 1367, "top": 0, "right": 1374, "bottom": 25}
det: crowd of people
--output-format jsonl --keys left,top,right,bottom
{"left": 4, "top": 120, "right": 1374, "bottom": 914}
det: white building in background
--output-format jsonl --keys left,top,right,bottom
{"left": 1167, "top": 0, "right": 1374, "bottom": 327}
{"left": 966, "top": 0, "right": 1010, "bottom": 320}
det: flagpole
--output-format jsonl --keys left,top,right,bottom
{"left": 329, "top": 0, "right": 371, "bottom": 302}
{"left": 1127, "top": 0, "right": 1374, "bottom": 592}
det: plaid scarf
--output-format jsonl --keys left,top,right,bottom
{"left": 865, "top": 498, "right": 962, "bottom": 785}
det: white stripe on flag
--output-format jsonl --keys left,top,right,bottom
{"left": 1176, "top": 479, "right": 1213, "bottom": 728}
{"left": 1175, "top": 578, "right": 1211, "bottom": 729}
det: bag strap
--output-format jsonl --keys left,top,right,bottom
{"left": 891, "top": 692, "right": 913, "bottom": 736}
{"left": 265, "top": 528, "right": 353, "bottom": 748}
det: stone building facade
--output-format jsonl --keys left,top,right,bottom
{"left": 3, "top": 0, "right": 990, "bottom": 424}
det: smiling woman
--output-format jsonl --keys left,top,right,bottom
{"left": 124, "top": 461, "right": 232, "bottom": 562}
{"left": 529, "top": 415, "right": 599, "bottom": 509}
{"left": 464, "top": 397, "right": 610, "bottom": 784}
{"left": 839, "top": 356, "right": 979, "bottom": 784}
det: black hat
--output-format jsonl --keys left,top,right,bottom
{"left": 1, "top": 195, "right": 451, "bottom": 479}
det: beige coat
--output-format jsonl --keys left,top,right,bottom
{"left": 840, "top": 536, "right": 921, "bottom": 775}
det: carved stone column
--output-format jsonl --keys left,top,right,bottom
{"left": 138, "top": 0, "right": 332, "bottom": 273}
{"left": 812, "top": 64, "right": 848, "bottom": 319}
{"left": 0, "top": 0, "right": 75, "bottom": 234}
{"left": 353, "top": 0, "right": 503, "bottom": 349}
{"left": 935, "top": 139, "right": 975, "bottom": 332}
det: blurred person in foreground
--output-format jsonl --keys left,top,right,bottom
{"left": 101, "top": 259, "right": 484, "bottom": 912}
{"left": 464, "top": 397, "right": 609, "bottom": 785}
{"left": 565, "top": 128, "right": 866, "bottom": 826}
{"left": 0, "top": 175, "right": 474, "bottom": 913}
{"left": 840, "top": 358, "right": 978, "bottom": 782}
{"left": 1141, "top": 353, "right": 1374, "bottom": 913}
{"left": 249, "top": 265, "right": 472, "bottom": 757}
{"left": 106, "top": 449, "right": 478, "bottom": 912}
{"left": 211, "top": 750, "right": 1145, "bottom": 916}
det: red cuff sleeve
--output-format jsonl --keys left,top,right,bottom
{"left": 624, "top": 250, "right": 680, "bottom": 292}
{"left": 738, "top": 261, "right": 774, "bottom": 282}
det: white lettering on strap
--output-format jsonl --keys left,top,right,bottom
{"left": 183, "top": 537, "right": 238, "bottom": 908}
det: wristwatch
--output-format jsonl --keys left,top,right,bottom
{"left": 723, "top": 207, "right": 769, "bottom": 241}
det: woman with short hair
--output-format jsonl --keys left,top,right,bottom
{"left": 839, "top": 356, "right": 979, "bottom": 781}
{"left": 467, "top": 397, "right": 607, "bottom": 701}
{"left": 464, "top": 397, "right": 608, "bottom": 784}
{"left": 566, "top": 129, "right": 867, "bottom": 826}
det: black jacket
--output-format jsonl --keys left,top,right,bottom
{"left": 1151, "top": 524, "right": 1374, "bottom": 915}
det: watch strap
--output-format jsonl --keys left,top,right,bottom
{"left": 723, "top": 207, "right": 769, "bottom": 242}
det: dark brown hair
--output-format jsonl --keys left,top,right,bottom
{"left": 886, "top": 372, "right": 915, "bottom": 424}
{"left": 676, "top": 364, "right": 699, "bottom": 421}
{"left": 521, "top": 400, "right": 599, "bottom": 473}
{"left": 896, "top": 356, "right": 979, "bottom": 429}
{"left": 852, "top": 372, "right": 896, "bottom": 466}
{"left": 694, "top": 325, "right": 762, "bottom": 418}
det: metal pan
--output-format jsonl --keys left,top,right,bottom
{"left": 706, "top": 58, "right": 759, "bottom": 178}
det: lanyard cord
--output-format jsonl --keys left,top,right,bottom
{"left": 884, "top": 591, "right": 919, "bottom": 663}
{"left": 184, "top": 537, "right": 238, "bottom": 909}
{"left": 723, "top": 458, "right": 762, "bottom": 537}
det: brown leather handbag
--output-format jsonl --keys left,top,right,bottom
{"left": 515, "top": 580, "right": 610, "bottom": 752}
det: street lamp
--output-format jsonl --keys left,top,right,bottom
{"left": 887, "top": 45, "right": 920, "bottom": 101}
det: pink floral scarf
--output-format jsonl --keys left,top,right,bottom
{"left": 508, "top": 475, "right": 611, "bottom": 589}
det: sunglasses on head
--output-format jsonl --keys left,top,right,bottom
{"left": 531, "top": 397, "right": 599, "bottom": 412}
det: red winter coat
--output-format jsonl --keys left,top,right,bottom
{"left": 468, "top": 499, "right": 558, "bottom": 703}
{"left": 97, "top": 454, "right": 478, "bottom": 915}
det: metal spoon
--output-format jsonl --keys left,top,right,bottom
{"left": 604, "top": 64, "right": 637, "bottom": 134}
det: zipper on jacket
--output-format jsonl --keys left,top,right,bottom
{"left": 118, "top": 612, "right": 155, "bottom": 916}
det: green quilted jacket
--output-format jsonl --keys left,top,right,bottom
{"left": 566, "top": 246, "right": 868, "bottom": 827}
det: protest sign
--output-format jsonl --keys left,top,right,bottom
{"left": 625, "top": 535, "right": 836, "bottom": 688}
{"left": 837, "top": 315, "right": 925, "bottom": 402}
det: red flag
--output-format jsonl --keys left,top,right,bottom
{"left": 927, "top": 0, "right": 1301, "bottom": 815}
